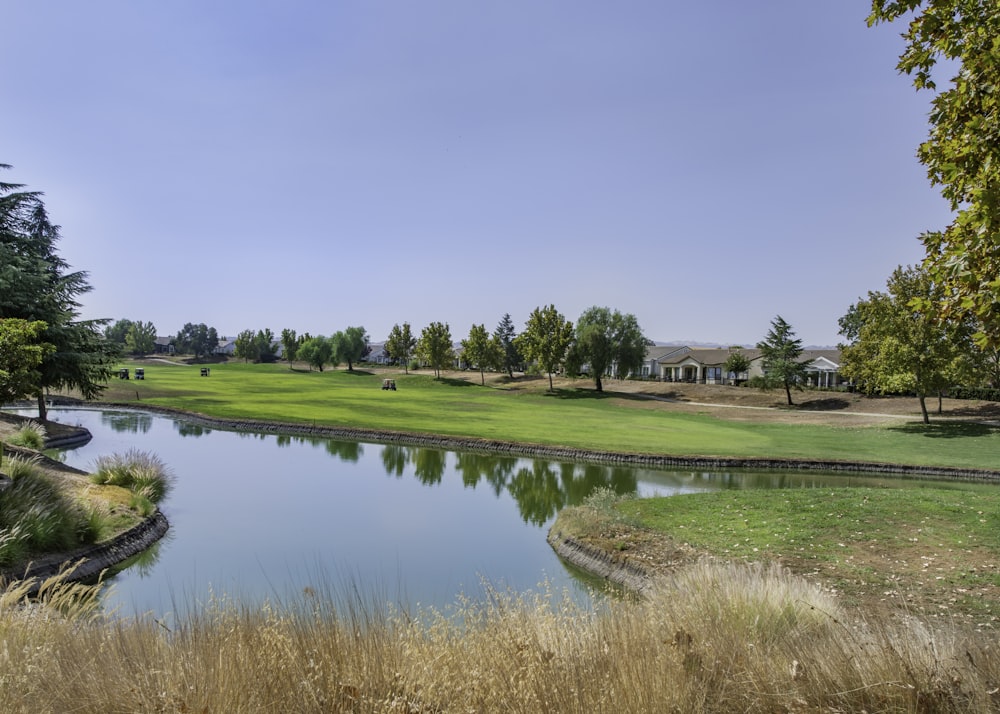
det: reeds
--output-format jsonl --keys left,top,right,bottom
{"left": 1, "top": 561, "right": 997, "bottom": 712}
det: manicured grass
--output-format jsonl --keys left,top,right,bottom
{"left": 615, "top": 486, "right": 1000, "bottom": 617}
{"left": 96, "top": 361, "right": 1000, "bottom": 471}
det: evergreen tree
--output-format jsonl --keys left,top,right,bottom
{"left": 0, "top": 165, "right": 118, "bottom": 419}
{"left": 494, "top": 313, "right": 521, "bottom": 378}
{"left": 756, "top": 316, "right": 809, "bottom": 406}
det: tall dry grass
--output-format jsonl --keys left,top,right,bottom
{"left": 1, "top": 562, "right": 997, "bottom": 713}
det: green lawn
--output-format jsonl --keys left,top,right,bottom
{"left": 613, "top": 486, "right": 1000, "bottom": 616}
{"left": 99, "top": 361, "right": 1000, "bottom": 472}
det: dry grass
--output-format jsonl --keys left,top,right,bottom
{"left": 1, "top": 564, "right": 999, "bottom": 713}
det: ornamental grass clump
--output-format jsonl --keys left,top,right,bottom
{"left": 91, "top": 448, "right": 173, "bottom": 503}
{"left": 4, "top": 420, "right": 46, "bottom": 450}
{"left": 0, "top": 455, "right": 96, "bottom": 567}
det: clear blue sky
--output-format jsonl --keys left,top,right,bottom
{"left": 4, "top": 1, "right": 952, "bottom": 347}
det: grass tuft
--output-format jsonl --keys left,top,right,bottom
{"left": 91, "top": 449, "right": 173, "bottom": 502}
{"left": 4, "top": 420, "right": 47, "bottom": 450}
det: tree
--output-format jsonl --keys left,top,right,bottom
{"left": 839, "top": 265, "right": 973, "bottom": 423}
{"left": 234, "top": 329, "right": 257, "bottom": 363}
{"left": 0, "top": 165, "right": 119, "bottom": 419}
{"left": 386, "top": 322, "right": 417, "bottom": 373}
{"left": 0, "top": 319, "right": 52, "bottom": 404}
{"left": 175, "top": 323, "right": 219, "bottom": 359}
{"left": 567, "top": 306, "right": 647, "bottom": 392}
{"left": 280, "top": 328, "right": 299, "bottom": 368}
{"left": 868, "top": 1, "right": 1000, "bottom": 348}
{"left": 756, "top": 316, "right": 809, "bottom": 406}
{"left": 518, "top": 305, "right": 573, "bottom": 391}
{"left": 723, "top": 348, "right": 752, "bottom": 385}
{"left": 254, "top": 328, "right": 278, "bottom": 363}
{"left": 494, "top": 313, "right": 521, "bottom": 378}
{"left": 461, "top": 323, "right": 502, "bottom": 385}
{"left": 332, "top": 326, "right": 368, "bottom": 371}
{"left": 417, "top": 322, "right": 453, "bottom": 379}
{"left": 297, "top": 336, "right": 332, "bottom": 372}
{"left": 104, "top": 319, "right": 134, "bottom": 346}
{"left": 125, "top": 321, "right": 157, "bottom": 357}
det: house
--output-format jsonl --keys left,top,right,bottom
{"left": 798, "top": 350, "right": 845, "bottom": 388}
{"left": 154, "top": 336, "right": 175, "bottom": 355}
{"left": 654, "top": 347, "right": 762, "bottom": 384}
{"left": 641, "top": 345, "right": 844, "bottom": 387}
{"left": 366, "top": 342, "right": 392, "bottom": 365}
{"left": 215, "top": 338, "right": 237, "bottom": 356}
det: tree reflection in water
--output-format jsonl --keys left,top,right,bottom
{"left": 103, "top": 412, "right": 153, "bottom": 434}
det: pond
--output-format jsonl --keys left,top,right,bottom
{"left": 7, "top": 407, "right": 980, "bottom": 619}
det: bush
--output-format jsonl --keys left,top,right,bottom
{"left": 949, "top": 385, "right": 1000, "bottom": 402}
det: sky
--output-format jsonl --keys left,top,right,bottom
{"left": 3, "top": 1, "right": 954, "bottom": 348}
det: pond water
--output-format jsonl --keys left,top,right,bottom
{"left": 6, "top": 407, "right": 980, "bottom": 619}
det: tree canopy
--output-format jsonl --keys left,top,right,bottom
{"left": 868, "top": 0, "right": 1000, "bottom": 348}
{"left": 723, "top": 348, "right": 752, "bottom": 385}
{"left": 518, "top": 305, "right": 573, "bottom": 391}
{"left": 417, "top": 322, "right": 453, "bottom": 379}
{"left": 567, "top": 306, "right": 647, "bottom": 392}
{"left": 386, "top": 322, "right": 417, "bottom": 373}
{"left": 280, "top": 328, "right": 299, "bottom": 368}
{"left": 494, "top": 313, "right": 521, "bottom": 378}
{"left": 756, "top": 316, "right": 809, "bottom": 406}
{"left": 297, "top": 336, "right": 332, "bottom": 371}
{"left": 332, "top": 326, "right": 369, "bottom": 371}
{"left": 175, "top": 323, "right": 219, "bottom": 359}
{"left": 0, "top": 319, "right": 52, "bottom": 405}
{"left": 0, "top": 165, "right": 118, "bottom": 419}
{"left": 839, "top": 264, "right": 974, "bottom": 423}
{"left": 460, "top": 323, "right": 502, "bottom": 385}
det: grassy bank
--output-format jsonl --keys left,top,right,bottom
{"left": 89, "top": 361, "right": 1000, "bottom": 471}
{"left": 554, "top": 486, "right": 1000, "bottom": 623}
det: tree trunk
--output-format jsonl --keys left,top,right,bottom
{"left": 547, "top": 371, "right": 554, "bottom": 391}
{"left": 36, "top": 392, "right": 47, "bottom": 422}
{"left": 938, "top": 392, "right": 943, "bottom": 414}
{"left": 595, "top": 374, "right": 603, "bottom": 392}
{"left": 480, "top": 369, "right": 485, "bottom": 386}
{"left": 918, "top": 394, "right": 930, "bottom": 424}
{"left": 784, "top": 381, "right": 793, "bottom": 406}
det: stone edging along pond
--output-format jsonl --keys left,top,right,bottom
{"left": 16, "top": 398, "right": 999, "bottom": 595}
{"left": 71, "top": 398, "right": 1000, "bottom": 482}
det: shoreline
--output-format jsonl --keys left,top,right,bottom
{"left": 11, "top": 398, "right": 999, "bottom": 597}
{"left": 56, "top": 398, "right": 1000, "bottom": 482}
{"left": 0, "top": 418, "right": 169, "bottom": 595}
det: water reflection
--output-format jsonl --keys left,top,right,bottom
{"left": 9, "top": 405, "right": 990, "bottom": 618}
{"left": 102, "top": 411, "right": 153, "bottom": 434}
{"left": 174, "top": 421, "right": 211, "bottom": 438}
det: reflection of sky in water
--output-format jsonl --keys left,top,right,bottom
{"left": 5, "top": 407, "right": 979, "bottom": 620}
